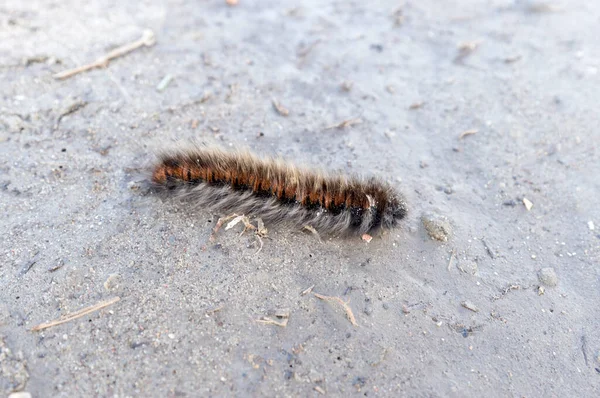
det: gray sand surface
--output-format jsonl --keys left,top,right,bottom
{"left": 1, "top": 0, "right": 599, "bottom": 396}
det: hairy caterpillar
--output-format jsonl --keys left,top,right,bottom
{"left": 150, "top": 146, "right": 407, "bottom": 236}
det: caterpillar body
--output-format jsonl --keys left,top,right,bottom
{"left": 150, "top": 146, "right": 407, "bottom": 236}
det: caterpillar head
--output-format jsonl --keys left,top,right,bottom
{"left": 381, "top": 194, "right": 407, "bottom": 229}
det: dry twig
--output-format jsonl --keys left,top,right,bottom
{"left": 256, "top": 309, "right": 290, "bottom": 327}
{"left": 206, "top": 305, "right": 224, "bottom": 315}
{"left": 301, "top": 285, "right": 315, "bottom": 296}
{"left": 314, "top": 293, "right": 357, "bottom": 326}
{"left": 31, "top": 297, "right": 120, "bottom": 331}
{"left": 325, "top": 118, "right": 362, "bottom": 130}
{"left": 447, "top": 248, "right": 456, "bottom": 271}
{"left": 53, "top": 30, "right": 156, "bottom": 80}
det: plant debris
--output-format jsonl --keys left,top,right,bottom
{"left": 272, "top": 98, "right": 289, "bottom": 116}
{"left": 31, "top": 297, "right": 120, "bottom": 331}
{"left": 53, "top": 30, "right": 156, "bottom": 80}
{"left": 459, "top": 129, "right": 478, "bottom": 139}
{"left": 314, "top": 293, "right": 357, "bottom": 326}
{"left": 325, "top": 118, "right": 362, "bottom": 130}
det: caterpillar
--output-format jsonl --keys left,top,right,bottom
{"left": 150, "top": 145, "right": 407, "bottom": 236}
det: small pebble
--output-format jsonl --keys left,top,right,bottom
{"left": 588, "top": 221, "right": 595, "bottom": 231}
{"left": 127, "top": 181, "right": 141, "bottom": 191}
{"left": 421, "top": 212, "right": 453, "bottom": 242}
{"left": 8, "top": 393, "right": 32, "bottom": 398}
{"left": 538, "top": 286, "right": 545, "bottom": 295}
{"left": 458, "top": 260, "right": 478, "bottom": 275}
{"left": 523, "top": 197, "right": 533, "bottom": 211}
{"left": 103, "top": 273, "right": 121, "bottom": 291}
{"left": 503, "top": 199, "right": 517, "bottom": 207}
{"left": 538, "top": 267, "right": 558, "bottom": 287}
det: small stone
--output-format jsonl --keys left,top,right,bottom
{"left": 8, "top": 393, "right": 32, "bottom": 398}
{"left": 503, "top": 199, "right": 517, "bottom": 207}
{"left": 103, "top": 273, "right": 121, "bottom": 291}
{"left": 523, "top": 197, "right": 533, "bottom": 211}
{"left": 421, "top": 212, "right": 453, "bottom": 242}
{"left": 538, "top": 267, "right": 558, "bottom": 287}
{"left": 461, "top": 301, "right": 479, "bottom": 312}
{"left": 364, "top": 306, "right": 373, "bottom": 316}
{"left": 382, "top": 303, "right": 389, "bottom": 310}
{"left": 588, "top": 221, "right": 595, "bottom": 231}
{"left": 127, "top": 181, "right": 141, "bottom": 191}
{"left": 538, "top": 286, "right": 545, "bottom": 295}
{"left": 458, "top": 260, "right": 478, "bottom": 275}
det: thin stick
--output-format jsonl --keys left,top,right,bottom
{"left": 447, "top": 249, "right": 456, "bottom": 271}
{"left": 53, "top": 30, "right": 156, "bottom": 80}
{"left": 256, "top": 317, "right": 288, "bottom": 327}
{"left": 301, "top": 284, "right": 315, "bottom": 296}
{"left": 325, "top": 118, "right": 362, "bottom": 130}
{"left": 314, "top": 293, "right": 357, "bottom": 326}
{"left": 31, "top": 297, "right": 120, "bottom": 331}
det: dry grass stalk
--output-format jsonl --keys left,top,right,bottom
{"left": 31, "top": 297, "right": 120, "bottom": 331}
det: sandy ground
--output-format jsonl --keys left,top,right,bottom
{"left": 1, "top": 0, "right": 600, "bottom": 396}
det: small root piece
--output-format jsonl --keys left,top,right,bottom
{"left": 314, "top": 293, "right": 357, "bottom": 326}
